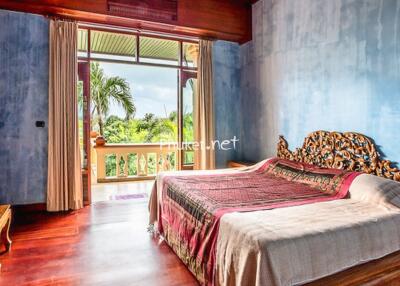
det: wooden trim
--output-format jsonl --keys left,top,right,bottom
{"left": 0, "top": 0, "right": 252, "bottom": 43}
{"left": 78, "top": 56, "right": 196, "bottom": 71}
{"left": 78, "top": 61, "right": 92, "bottom": 206}
{"left": 94, "top": 143, "right": 179, "bottom": 149}
{"left": 181, "top": 164, "right": 194, "bottom": 171}
{"left": 0, "top": 205, "right": 12, "bottom": 258}
{"left": 78, "top": 25, "right": 198, "bottom": 71}
{"left": 12, "top": 203, "right": 47, "bottom": 214}
{"left": 97, "top": 176, "right": 156, "bottom": 183}
{"left": 79, "top": 24, "right": 199, "bottom": 44}
{"left": 307, "top": 250, "right": 400, "bottom": 285}
{"left": 136, "top": 34, "right": 140, "bottom": 63}
{"left": 179, "top": 70, "right": 197, "bottom": 170}
{"left": 177, "top": 69, "right": 183, "bottom": 170}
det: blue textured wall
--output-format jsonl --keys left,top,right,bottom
{"left": 240, "top": 0, "right": 400, "bottom": 166}
{"left": 0, "top": 10, "right": 49, "bottom": 204}
{"left": 213, "top": 40, "right": 242, "bottom": 168}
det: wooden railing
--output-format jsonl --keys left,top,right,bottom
{"left": 94, "top": 143, "right": 178, "bottom": 183}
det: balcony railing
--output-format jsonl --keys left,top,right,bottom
{"left": 93, "top": 143, "right": 178, "bottom": 183}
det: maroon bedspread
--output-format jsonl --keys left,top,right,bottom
{"left": 156, "top": 158, "right": 360, "bottom": 285}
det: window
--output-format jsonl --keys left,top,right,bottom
{"left": 77, "top": 29, "right": 88, "bottom": 58}
{"left": 139, "top": 36, "right": 179, "bottom": 65}
{"left": 182, "top": 76, "right": 197, "bottom": 165}
{"left": 77, "top": 27, "right": 198, "bottom": 68}
{"left": 77, "top": 26, "right": 198, "bottom": 170}
{"left": 93, "top": 61, "right": 178, "bottom": 144}
{"left": 182, "top": 42, "right": 199, "bottom": 67}
{"left": 90, "top": 30, "right": 136, "bottom": 61}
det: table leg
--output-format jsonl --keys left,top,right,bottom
{"left": 1, "top": 214, "right": 11, "bottom": 252}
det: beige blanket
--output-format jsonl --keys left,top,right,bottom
{"left": 149, "top": 168, "right": 400, "bottom": 286}
{"left": 216, "top": 174, "right": 400, "bottom": 286}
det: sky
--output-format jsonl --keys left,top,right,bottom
{"left": 98, "top": 62, "right": 178, "bottom": 119}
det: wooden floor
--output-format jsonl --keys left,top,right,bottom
{"left": 0, "top": 200, "right": 198, "bottom": 286}
{"left": 3, "top": 192, "right": 400, "bottom": 285}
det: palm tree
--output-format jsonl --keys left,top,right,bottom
{"left": 136, "top": 113, "right": 176, "bottom": 142}
{"left": 90, "top": 62, "right": 135, "bottom": 136}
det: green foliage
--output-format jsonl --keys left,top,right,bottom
{"left": 103, "top": 112, "right": 181, "bottom": 144}
{"left": 127, "top": 154, "right": 138, "bottom": 176}
{"left": 79, "top": 62, "right": 196, "bottom": 176}
{"left": 101, "top": 112, "right": 194, "bottom": 176}
{"left": 184, "top": 151, "right": 194, "bottom": 165}
{"left": 106, "top": 154, "right": 116, "bottom": 177}
{"left": 90, "top": 62, "right": 135, "bottom": 135}
{"left": 183, "top": 113, "right": 194, "bottom": 142}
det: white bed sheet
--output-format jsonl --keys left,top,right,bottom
{"left": 216, "top": 174, "right": 400, "bottom": 286}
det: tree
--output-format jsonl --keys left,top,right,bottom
{"left": 136, "top": 113, "right": 160, "bottom": 142}
{"left": 136, "top": 113, "right": 176, "bottom": 143}
{"left": 90, "top": 62, "right": 135, "bottom": 136}
{"left": 103, "top": 115, "right": 129, "bottom": 143}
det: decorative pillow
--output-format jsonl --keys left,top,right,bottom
{"left": 265, "top": 158, "right": 359, "bottom": 196}
{"left": 349, "top": 174, "right": 400, "bottom": 209}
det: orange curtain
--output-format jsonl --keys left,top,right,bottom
{"left": 47, "top": 19, "right": 83, "bottom": 211}
{"left": 194, "top": 40, "right": 215, "bottom": 170}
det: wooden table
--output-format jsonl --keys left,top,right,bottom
{"left": 0, "top": 205, "right": 12, "bottom": 271}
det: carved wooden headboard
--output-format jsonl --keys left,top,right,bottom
{"left": 277, "top": 130, "right": 400, "bottom": 181}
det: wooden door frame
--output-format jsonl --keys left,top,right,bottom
{"left": 178, "top": 70, "right": 197, "bottom": 171}
{"left": 78, "top": 61, "right": 91, "bottom": 205}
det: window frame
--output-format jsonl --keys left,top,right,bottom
{"left": 78, "top": 24, "right": 198, "bottom": 169}
{"left": 78, "top": 25, "right": 198, "bottom": 71}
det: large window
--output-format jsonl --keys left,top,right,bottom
{"left": 77, "top": 28, "right": 198, "bottom": 68}
{"left": 93, "top": 62, "right": 178, "bottom": 144}
{"left": 78, "top": 26, "right": 198, "bottom": 168}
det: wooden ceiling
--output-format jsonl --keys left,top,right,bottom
{"left": 0, "top": 0, "right": 256, "bottom": 43}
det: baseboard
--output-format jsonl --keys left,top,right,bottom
{"left": 12, "top": 203, "right": 47, "bottom": 214}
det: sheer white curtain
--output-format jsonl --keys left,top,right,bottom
{"left": 193, "top": 39, "right": 215, "bottom": 170}
{"left": 47, "top": 19, "right": 83, "bottom": 211}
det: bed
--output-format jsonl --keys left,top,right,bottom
{"left": 149, "top": 131, "right": 400, "bottom": 286}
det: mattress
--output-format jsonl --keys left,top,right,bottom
{"left": 149, "top": 164, "right": 400, "bottom": 286}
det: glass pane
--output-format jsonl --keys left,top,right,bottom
{"left": 182, "top": 42, "right": 199, "bottom": 67}
{"left": 90, "top": 30, "right": 136, "bottom": 61}
{"left": 183, "top": 151, "right": 194, "bottom": 165}
{"left": 139, "top": 36, "right": 179, "bottom": 65}
{"left": 78, "top": 29, "right": 88, "bottom": 57}
{"left": 77, "top": 80, "right": 85, "bottom": 168}
{"left": 182, "top": 76, "right": 196, "bottom": 165}
{"left": 183, "top": 77, "right": 196, "bottom": 142}
{"left": 92, "top": 62, "right": 178, "bottom": 144}
{"left": 169, "top": 152, "right": 177, "bottom": 170}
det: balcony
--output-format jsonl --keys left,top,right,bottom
{"left": 92, "top": 142, "right": 178, "bottom": 183}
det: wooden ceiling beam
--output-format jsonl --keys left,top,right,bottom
{"left": 0, "top": 0, "right": 253, "bottom": 43}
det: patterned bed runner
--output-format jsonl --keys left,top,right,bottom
{"left": 157, "top": 158, "right": 360, "bottom": 285}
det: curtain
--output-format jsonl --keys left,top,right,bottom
{"left": 194, "top": 40, "right": 215, "bottom": 170}
{"left": 47, "top": 19, "right": 83, "bottom": 211}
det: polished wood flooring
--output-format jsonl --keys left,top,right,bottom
{"left": 0, "top": 200, "right": 197, "bottom": 286}
{"left": 3, "top": 193, "right": 400, "bottom": 286}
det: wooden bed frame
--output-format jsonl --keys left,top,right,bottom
{"left": 277, "top": 131, "right": 400, "bottom": 285}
